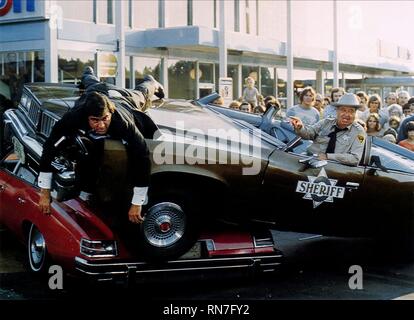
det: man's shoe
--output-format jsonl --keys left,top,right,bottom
{"left": 83, "top": 66, "right": 94, "bottom": 75}
{"left": 135, "top": 75, "right": 165, "bottom": 99}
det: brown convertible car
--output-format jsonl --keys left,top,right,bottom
{"left": 2, "top": 84, "right": 414, "bottom": 259}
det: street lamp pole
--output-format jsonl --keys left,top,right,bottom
{"left": 287, "top": 0, "right": 294, "bottom": 108}
{"left": 333, "top": 0, "right": 339, "bottom": 88}
{"left": 115, "top": 0, "right": 125, "bottom": 87}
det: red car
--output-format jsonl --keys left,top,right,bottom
{"left": 0, "top": 146, "right": 281, "bottom": 282}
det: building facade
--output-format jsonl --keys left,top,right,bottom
{"left": 1, "top": 0, "right": 414, "bottom": 106}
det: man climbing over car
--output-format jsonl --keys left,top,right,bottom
{"left": 38, "top": 67, "right": 164, "bottom": 227}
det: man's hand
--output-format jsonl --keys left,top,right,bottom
{"left": 318, "top": 153, "right": 328, "bottom": 161}
{"left": 128, "top": 204, "right": 144, "bottom": 224}
{"left": 289, "top": 116, "right": 303, "bottom": 130}
{"left": 39, "top": 188, "right": 52, "bottom": 215}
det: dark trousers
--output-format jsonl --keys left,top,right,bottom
{"left": 76, "top": 138, "right": 138, "bottom": 250}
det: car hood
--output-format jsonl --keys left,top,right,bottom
{"left": 148, "top": 100, "right": 277, "bottom": 154}
{"left": 149, "top": 100, "right": 248, "bottom": 133}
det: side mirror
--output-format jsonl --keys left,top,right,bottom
{"left": 308, "top": 159, "right": 327, "bottom": 168}
{"left": 369, "top": 155, "right": 388, "bottom": 172}
{"left": 298, "top": 156, "right": 327, "bottom": 169}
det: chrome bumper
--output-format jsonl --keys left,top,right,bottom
{"left": 74, "top": 253, "right": 283, "bottom": 282}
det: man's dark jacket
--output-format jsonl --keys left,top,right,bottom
{"left": 39, "top": 97, "right": 157, "bottom": 189}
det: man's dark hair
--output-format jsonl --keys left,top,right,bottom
{"left": 406, "top": 121, "right": 414, "bottom": 132}
{"left": 383, "top": 127, "right": 397, "bottom": 139}
{"left": 83, "top": 91, "right": 115, "bottom": 117}
{"left": 402, "top": 103, "right": 412, "bottom": 111}
{"left": 356, "top": 91, "right": 368, "bottom": 103}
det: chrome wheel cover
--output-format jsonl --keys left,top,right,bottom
{"left": 28, "top": 224, "right": 46, "bottom": 272}
{"left": 143, "top": 202, "right": 186, "bottom": 248}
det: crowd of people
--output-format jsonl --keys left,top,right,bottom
{"left": 213, "top": 77, "right": 282, "bottom": 114}
{"left": 213, "top": 77, "right": 414, "bottom": 153}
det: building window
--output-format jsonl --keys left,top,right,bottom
{"left": 18, "top": 51, "right": 45, "bottom": 83}
{"left": 213, "top": 0, "right": 235, "bottom": 31}
{"left": 0, "top": 51, "right": 44, "bottom": 105}
{"left": 58, "top": 50, "right": 95, "bottom": 84}
{"left": 343, "top": 73, "right": 364, "bottom": 94}
{"left": 215, "top": 64, "right": 241, "bottom": 100}
{"left": 198, "top": 62, "right": 215, "bottom": 98}
{"left": 227, "top": 64, "right": 240, "bottom": 100}
{"left": 276, "top": 68, "right": 287, "bottom": 108}
{"left": 96, "top": 0, "right": 114, "bottom": 24}
{"left": 193, "top": 0, "right": 215, "bottom": 28}
{"left": 33, "top": 52, "right": 45, "bottom": 83}
{"left": 133, "top": 57, "right": 161, "bottom": 88}
{"left": 216, "top": 64, "right": 241, "bottom": 100}
{"left": 132, "top": 0, "right": 159, "bottom": 29}
{"left": 242, "top": 65, "right": 259, "bottom": 87}
{"left": 59, "top": 0, "right": 94, "bottom": 22}
{"left": 165, "top": 0, "right": 189, "bottom": 27}
{"left": 125, "top": 56, "right": 131, "bottom": 89}
{"left": 168, "top": 59, "right": 196, "bottom": 99}
{"left": 199, "top": 62, "right": 214, "bottom": 83}
{"left": 240, "top": 0, "right": 257, "bottom": 35}
{"left": 261, "top": 67, "right": 275, "bottom": 98}
{"left": 226, "top": 0, "right": 236, "bottom": 31}
{"left": 293, "top": 69, "right": 317, "bottom": 104}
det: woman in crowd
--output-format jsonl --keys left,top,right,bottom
{"left": 398, "top": 121, "right": 414, "bottom": 152}
{"left": 366, "top": 113, "right": 384, "bottom": 137}
{"left": 384, "top": 92, "right": 398, "bottom": 107}
{"left": 387, "top": 103, "right": 404, "bottom": 121}
{"left": 228, "top": 100, "right": 241, "bottom": 110}
{"left": 397, "top": 90, "right": 411, "bottom": 107}
{"left": 367, "top": 94, "right": 388, "bottom": 127}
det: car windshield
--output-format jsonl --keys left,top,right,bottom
{"left": 26, "top": 84, "right": 80, "bottom": 103}
{"left": 42, "top": 98, "right": 78, "bottom": 118}
{"left": 371, "top": 137, "right": 414, "bottom": 174}
{"left": 216, "top": 113, "right": 286, "bottom": 149}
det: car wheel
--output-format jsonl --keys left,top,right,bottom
{"left": 27, "top": 224, "right": 49, "bottom": 273}
{"left": 136, "top": 190, "right": 201, "bottom": 261}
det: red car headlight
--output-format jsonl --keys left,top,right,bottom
{"left": 80, "top": 239, "right": 118, "bottom": 258}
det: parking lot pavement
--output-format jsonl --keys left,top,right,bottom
{"left": 0, "top": 231, "right": 25, "bottom": 274}
{"left": 1, "top": 228, "right": 414, "bottom": 300}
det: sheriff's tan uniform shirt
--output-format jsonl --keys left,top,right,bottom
{"left": 295, "top": 118, "right": 366, "bottom": 166}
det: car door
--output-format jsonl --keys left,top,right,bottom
{"left": 359, "top": 137, "right": 414, "bottom": 236}
{"left": 0, "top": 151, "right": 38, "bottom": 237}
{"left": 0, "top": 164, "right": 12, "bottom": 226}
{"left": 260, "top": 144, "right": 366, "bottom": 237}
